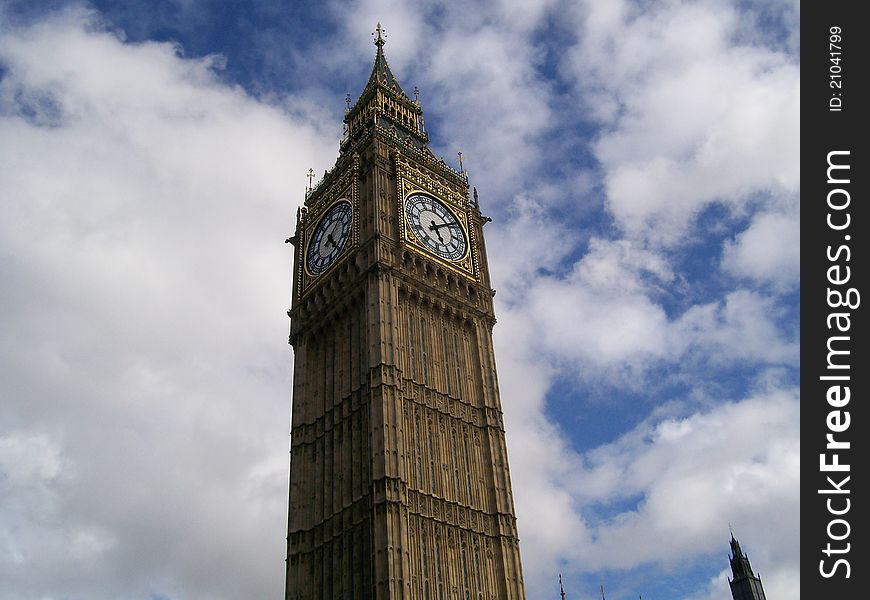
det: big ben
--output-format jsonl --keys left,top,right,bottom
{"left": 285, "top": 25, "right": 526, "bottom": 599}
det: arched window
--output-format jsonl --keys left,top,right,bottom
{"left": 407, "top": 310, "right": 416, "bottom": 379}
{"left": 421, "top": 536, "right": 428, "bottom": 578}
{"left": 428, "top": 420, "right": 437, "bottom": 493}
{"left": 461, "top": 545, "right": 471, "bottom": 600}
{"left": 415, "top": 414, "right": 423, "bottom": 487}
{"left": 442, "top": 322, "right": 452, "bottom": 395}
{"left": 464, "top": 434, "right": 473, "bottom": 504}
{"left": 435, "top": 539, "right": 444, "bottom": 600}
{"left": 420, "top": 315, "right": 429, "bottom": 383}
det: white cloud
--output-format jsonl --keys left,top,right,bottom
{"left": 675, "top": 290, "right": 797, "bottom": 365}
{"left": 0, "top": 9, "right": 335, "bottom": 598}
{"left": 567, "top": 0, "right": 800, "bottom": 246}
{"left": 0, "top": 433, "right": 63, "bottom": 483}
{"left": 575, "top": 238, "right": 675, "bottom": 291}
{"left": 486, "top": 192, "right": 578, "bottom": 299}
{"left": 1, "top": 1, "right": 800, "bottom": 599}
{"left": 424, "top": 31, "right": 553, "bottom": 199}
{"left": 722, "top": 210, "right": 800, "bottom": 289}
{"left": 514, "top": 241, "right": 795, "bottom": 380}
{"left": 480, "top": 7, "right": 802, "bottom": 592}
{"left": 506, "top": 384, "right": 799, "bottom": 591}
{"left": 584, "top": 388, "right": 799, "bottom": 559}
{"left": 528, "top": 275, "right": 670, "bottom": 370}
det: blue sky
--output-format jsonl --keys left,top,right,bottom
{"left": 0, "top": 1, "right": 799, "bottom": 599}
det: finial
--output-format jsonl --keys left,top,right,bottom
{"left": 373, "top": 23, "right": 385, "bottom": 47}
{"left": 307, "top": 167, "right": 315, "bottom": 188}
{"left": 559, "top": 574, "right": 566, "bottom": 600}
{"left": 473, "top": 186, "right": 479, "bottom": 207}
{"left": 413, "top": 85, "right": 420, "bottom": 103}
{"left": 345, "top": 93, "right": 352, "bottom": 111}
{"left": 457, "top": 151, "right": 464, "bottom": 173}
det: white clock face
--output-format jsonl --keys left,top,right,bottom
{"left": 405, "top": 193, "right": 467, "bottom": 261}
{"left": 306, "top": 201, "right": 352, "bottom": 275}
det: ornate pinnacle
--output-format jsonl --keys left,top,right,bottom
{"left": 373, "top": 23, "right": 385, "bottom": 47}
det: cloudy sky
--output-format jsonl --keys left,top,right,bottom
{"left": 0, "top": 1, "right": 799, "bottom": 599}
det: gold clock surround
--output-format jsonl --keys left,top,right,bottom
{"left": 396, "top": 155, "right": 478, "bottom": 280}
{"left": 302, "top": 198, "right": 354, "bottom": 278}
{"left": 296, "top": 156, "right": 360, "bottom": 298}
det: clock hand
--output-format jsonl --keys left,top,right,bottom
{"left": 428, "top": 221, "right": 453, "bottom": 231}
{"left": 428, "top": 220, "right": 445, "bottom": 243}
{"left": 325, "top": 233, "right": 338, "bottom": 249}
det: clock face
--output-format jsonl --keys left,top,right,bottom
{"left": 405, "top": 193, "right": 468, "bottom": 261}
{"left": 306, "top": 201, "right": 353, "bottom": 276}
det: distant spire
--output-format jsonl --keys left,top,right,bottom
{"left": 729, "top": 531, "right": 744, "bottom": 559}
{"left": 727, "top": 533, "right": 767, "bottom": 600}
{"left": 559, "top": 574, "right": 566, "bottom": 600}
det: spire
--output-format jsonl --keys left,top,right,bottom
{"left": 360, "top": 22, "right": 410, "bottom": 101}
{"left": 343, "top": 23, "right": 428, "bottom": 148}
{"left": 727, "top": 534, "right": 767, "bottom": 600}
{"left": 729, "top": 532, "right": 744, "bottom": 559}
{"left": 559, "top": 574, "right": 566, "bottom": 600}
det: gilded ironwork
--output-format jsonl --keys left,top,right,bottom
{"left": 296, "top": 155, "right": 360, "bottom": 298}
{"left": 396, "top": 154, "right": 478, "bottom": 280}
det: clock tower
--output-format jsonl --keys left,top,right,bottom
{"left": 285, "top": 25, "right": 526, "bottom": 599}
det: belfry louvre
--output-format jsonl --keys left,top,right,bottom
{"left": 284, "top": 25, "right": 526, "bottom": 600}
